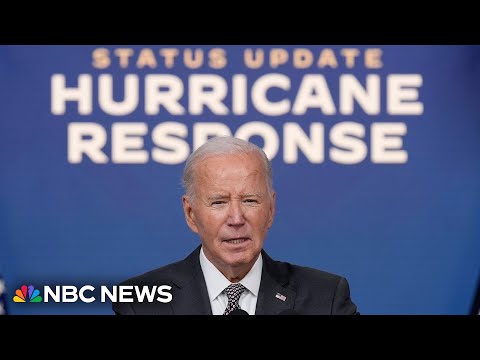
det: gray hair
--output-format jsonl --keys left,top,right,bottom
{"left": 182, "top": 136, "right": 273, "bottom": 201}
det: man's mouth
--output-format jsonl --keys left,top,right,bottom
{"left": 224, "top": 237, "right": 250, "bottom": 244}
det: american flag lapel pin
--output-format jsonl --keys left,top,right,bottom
{"left": 275, "top": 292, "right": 287, "bottom": 301}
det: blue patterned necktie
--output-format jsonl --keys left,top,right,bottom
{"left": 223, "top": 283, "right": 246, "bottom": 315}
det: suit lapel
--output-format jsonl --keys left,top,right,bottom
{"left": 255, "top": 251, "right": 296, "bottom": 315}
{"left": 169, "top": 246, "right": 212, "bottom": 315}
{"left": 170, "top": 277, "right": 212, "bottom": 315}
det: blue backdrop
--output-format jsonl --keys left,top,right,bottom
{"left": 1, "top": 45, "right": 479, "bottom": 314}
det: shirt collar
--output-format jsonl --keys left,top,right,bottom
{"left": 199, "top": 247, "right": 263, "bottom": 301}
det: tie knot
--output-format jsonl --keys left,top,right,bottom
{"left": 223, "top": 283, "right": 246, "bottom": 315}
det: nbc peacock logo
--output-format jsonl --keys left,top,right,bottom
{"left": 13, "top": 285, "right": 42, "bottom": 303}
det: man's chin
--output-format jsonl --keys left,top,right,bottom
{"left": 223, "top": 250, "right": 258, "bottom": 267}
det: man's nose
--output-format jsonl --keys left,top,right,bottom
{"left": 227, "top": 200, "right": 246, "bottom": 226}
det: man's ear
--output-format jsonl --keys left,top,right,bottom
{"left": 182, "top": 195, "right": 199, "bottom": 233}
{"left": 267, "top": 192, "right": 276, "bottom": 229}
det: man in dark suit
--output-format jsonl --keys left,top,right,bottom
{"left": 113, "top": 136, "right": 358, "bottom": 315}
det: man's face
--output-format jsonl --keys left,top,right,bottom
{"left": 182, "top": 153, "right": 275, "bottom": 275}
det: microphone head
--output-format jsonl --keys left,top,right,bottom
{"left": 228, "top": 309, "right": 249, "bottom": 315}
{"left": 278, "top": 309, "right": 299, "bottom": 315}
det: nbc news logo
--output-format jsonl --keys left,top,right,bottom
{"left": 12, "top": 284, "right": 172, "bottom": 303}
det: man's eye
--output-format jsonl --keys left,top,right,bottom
{"left": 211, "top": 201, "right": 226, "bottom": 206}
{"left": 244, "top": 199, "right": 258, "bottom": 204}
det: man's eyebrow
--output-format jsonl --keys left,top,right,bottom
{"left": 207, "top": 194, "right": 229, "bottom": 201}
{"left": 242, "top": 193, "right": 263, "bottom": 198}
{"left": 206, "top": 193, "right": 264, "bottom": 200}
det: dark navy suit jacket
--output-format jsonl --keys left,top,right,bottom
{"left": 112, "top": 246, "right": 358, "bottom": 315}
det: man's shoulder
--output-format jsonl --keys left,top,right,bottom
{"left": 284, "top": 261, "right": 343, "bottom": 284}
{"left": 264, "top": 253, "right": 346, "bottom": 290}
{"left": 117, "top": 258, "right": 188, "bottom": 287}
{"left": 117, "top": 246, "right": 201, "bottom": 287}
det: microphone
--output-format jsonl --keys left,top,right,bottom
{"left": 228, "top": 309, "right": 249, "bottom": 315}
{"left": 278, "top": 309, "right": 299, "bottom": 315}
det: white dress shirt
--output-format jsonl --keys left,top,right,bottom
{"left": 199, "top": 247, "right": 262, "bottom": 315}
